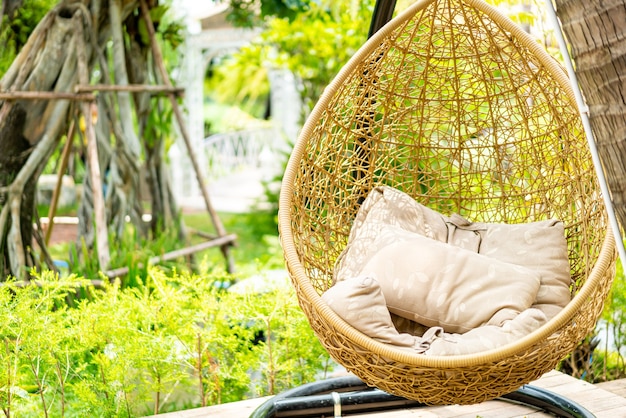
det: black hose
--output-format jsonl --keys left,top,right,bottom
{"left": 249, "top": 375, "right": 422, "bottom": 418}
{"left": 250, "top": 376, "right": 596, "bottom": 418}
{"left": 502, "top": 384, "right": 596, "bottom": 418}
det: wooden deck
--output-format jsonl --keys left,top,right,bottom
{"left": 148, "top": 370, "right": 626, "bottom": 417}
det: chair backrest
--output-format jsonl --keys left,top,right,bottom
{"left": 282, "top": 0, "right": 606, "bottom": 296}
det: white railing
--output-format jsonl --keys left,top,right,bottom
{"left": 203, "top": 127, "right": 281, "bottom": 181}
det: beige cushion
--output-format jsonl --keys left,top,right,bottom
{"left": 322, "top": 271, "right": 547, "bottom": 356}
{"left": 477, "top": 220, "right": 572, "bottom": 319}
{"left": 360, "top": 228, "right": 542, "bottom": 334}
{"left": 391, "top": 313, "right": 430, "bottom": 336}
{"left": 443, "top": 213, "right": 572, "bottom": 319}
{"left": 426, "top": 308, "right": 548, "bottom": 355}
{"left": 334, "top": 186, "right": 491, "bottom": 283}
{"left": 335, "top": 186, "right": 572, "bottom": 320}
{"left": 329, "top": 185, "right": 570, "bottom": 352}
{"left": 435, "top": 212, "right": 572, "bottom": 319}
{"left": 321, "top": 276, "right": 442, "bottom": 352}
{"left": 333, "top": 186, "right": 445, "bottom": 283}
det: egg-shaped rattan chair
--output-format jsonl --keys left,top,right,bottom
{"left": 278, "top": 0, "right": 617, "bottom": 406}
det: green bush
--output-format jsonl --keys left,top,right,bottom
{"left": 592, "top": 257, "right": 626, "bottom": 382}
{"left": 0, "top": 268, "right": 333, "bottom": 417}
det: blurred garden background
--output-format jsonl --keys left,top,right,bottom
{"left": 1, "top": 0, "right": 625, "bottom": 416}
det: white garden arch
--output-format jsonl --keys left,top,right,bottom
{"left": 170, "top": 2, "right": 302, "bottom": 212}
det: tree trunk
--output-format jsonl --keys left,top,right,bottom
{"left": 554, "top": 0, "right": 626, "bottom": 232}
{"left": 0, "top": 105, "right": 31, "bottom": 275}
{"left": 0, "top": 3, "right": 79, "bottom": 279}
{"left": 124, "top": 10, "right": 183, "bottom": 239}
{"left": 0, "top": 0, "right": 188, "bottom": 280}
{"left": 551, "top": 0, "right": 626, "bottom": 382}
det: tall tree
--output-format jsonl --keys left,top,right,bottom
{"left": 0, "top": 0, "right": 186, "bottom": 280}
{"left": 553, "top": 0, "right": 626, "bottom": 234}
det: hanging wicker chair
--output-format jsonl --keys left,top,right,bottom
{"left": 278, "top": 0, "right": 617, "bottom": 406}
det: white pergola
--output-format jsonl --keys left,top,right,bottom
{"left": 170, "top": 2, "right": 301, "bottom": 211}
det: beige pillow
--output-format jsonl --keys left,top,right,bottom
{"left": 321, "top": 275, "right": 442, "bottom": 352}
{"left": 426, "top": 308, "right": 548, "bottom": 355}
{"left": 334, "top": 186, "right": 491, "bottom": 284}
{"left": 334, "top": 185, "right": 571, "bottom": 335}
{"left": 391, "top": 313, "right": 430, "bottom": 337}
{"left": 477, "top": 220, "right": 572, "bottom": 319}
{"left": 446, "top": 213, "right": 572, "bottom": 319}
{"left": 333, "top": 186, "right": 448, "bottom": 283}
{"left": 360, "top": 228, "right": 542, "bottom": 334}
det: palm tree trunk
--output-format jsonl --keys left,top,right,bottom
{"left": 554, "top": 0, "right": 626, "bottom": 230}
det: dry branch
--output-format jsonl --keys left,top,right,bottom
{"left": 0, "top": 91, "right": 95, "bottom": 101}
{"left": 138, "top": 0, "right": 236, "bottom": 273}
{"left": 104, "top": 234, "right": 238, "bottom": 279}
{"left": 75, "top": 84, "right": 184, "bottom": 95}
{"left": 75, "top": 11, "right": 110, "bottom": 270}
{"left": 45, "top": 120, "right": 76, "bottom": 246}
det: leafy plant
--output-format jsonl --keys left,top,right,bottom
{"left": 205, "top": 47, "right": 271, "bottom": 121}
{"left": 0, "top": 0, "right": 56, "bottom": 75}
{"left": 592, "top": 257, "right": 626, "bottom": 381}
{"left": 0, "top": 267, "right": 333, "bottom": 416}
{"left": 227, "top": 0, "right": 311, "bottom": 27}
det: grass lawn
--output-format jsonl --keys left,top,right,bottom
{"left": 44, "top": 207, "right": 282, "bottom": 281}
{"left": 182, "top": 209, "right": 281, "bottom": 275}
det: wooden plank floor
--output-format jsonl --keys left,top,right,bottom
{"left": 148, "top": 370, "right": 626, "bottom": 417}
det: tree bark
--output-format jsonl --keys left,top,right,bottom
{"left": 0, "top": 105, "right": 30, "bottom": 276}
{"left": 125, "top": 10, "right": 183, "bottom": 239}
{"left": 0, "top": 0, "right": 189, "bottom": 280}
{"left": 0, "top": 3, "right": 82, "bottom": 279}
{"left": 75, "top": 10, "right": 110, "bottom": 270}
{"left": 554, "top": 0, "right": 626, "bottom": 232}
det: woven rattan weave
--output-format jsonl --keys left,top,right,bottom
{"left": 278, "top": 0, "right": 617, "bottom": 405}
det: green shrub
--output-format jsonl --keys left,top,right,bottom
{"left": 592, "top": 257, "right": 626, "bottom": 382}
{"left": 0, "top": 268, "right": 333, "bottom": 417}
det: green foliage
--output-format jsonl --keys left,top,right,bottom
{"left": 593, "top": 257, "right": 626, "bottom": 381}
{"left": 144, "top": 96, "right": 175, "bottom": 148}
{"left": 217, "top": 0, "right": 556, "bottom": 118}
{"left": 561, "top": 251, "right": 626, "bottom": 383}
{"left": 212, "top": 0, "right": 373, "bottom": 116}
{"left": 0, "top": 268, "right": 332, "bottom": 416}
{"left": 181, "top": 210, "right": 282, "bottom": 275}
{"left": 47, "top": 207, "right": 283, "bottom": 289}
{"left": 227, "top": 0, "right": 311, "bottom": 27}
{"left": 0, "top": 0, "right": 56, "bottom": 75}
{"left": 63, "top": 220, "right": 196, "bottom": 284}
{"left": 131, "top": 0, "right": 183, "bottom": 155}
{"left": 137, "top": 4, "right": 185, "bottom": 49}
{"left": 205, "top": 47, "right": 271, "bottom": 121}
{"left": 261, "top": 2, "right": 372, "bottom": 109}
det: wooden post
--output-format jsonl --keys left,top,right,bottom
{"left": 104, "top": 233, "right": 238, "bottom": 279}
{"left": 0, "top": 91, "right": 95, "bottom": 100}
{"left": 44, "top": 119, "right": 76, "bottom": 246}
{"left": 138, "top": 0, "right": 236, "bottom": 273}
{"left": 75, "top": 84, "right": 184, "bottom": 95}
{"left": 74, "top": 13, "right": 110, "bottom": 270}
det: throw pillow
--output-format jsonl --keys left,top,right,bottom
{"left": 360, "top": 227, "right": 542, "bottom": 334}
